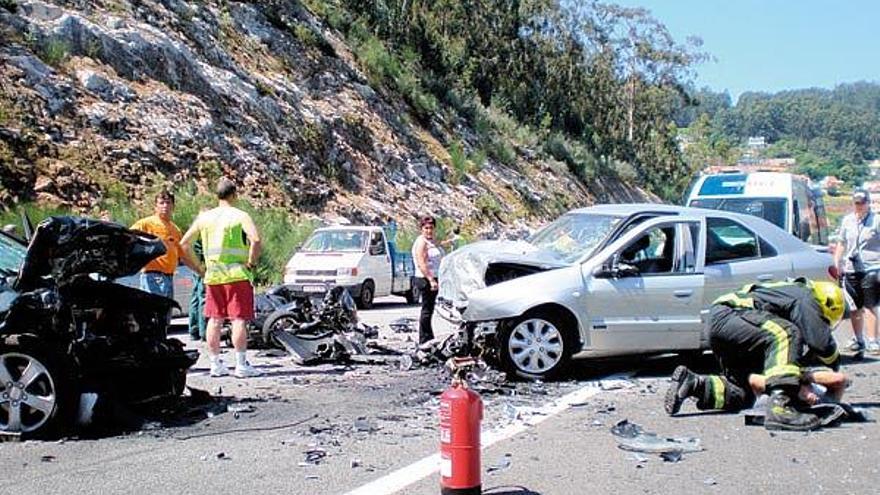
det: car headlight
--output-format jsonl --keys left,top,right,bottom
{"left": 337, "top": 267, "right": 359, "bottom": 276}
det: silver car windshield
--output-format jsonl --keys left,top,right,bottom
{"left": 529, "top": 213, "right": 621, "bottom": 263}
{"left": 301, "top": 231, "right": 367, "bottom": 253}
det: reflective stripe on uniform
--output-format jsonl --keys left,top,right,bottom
{"left": 712, "top": 292, "right": 754, "bottom": 308}
{"left": 204, "top": 247, "right": 249, "bottom": 257}
{"left": 760, "top": 320, "right": 801, "bottom": 380}
{"left": 817, "top": 349, "right": 840, "bottom": 365}
{"left": 713, "top": 280, "right": 805, "bottom": 308}
{"left": 709, "top": 375, "right": 726, "bottom": 409}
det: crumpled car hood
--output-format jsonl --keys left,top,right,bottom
{"left": 438, "top": 240, "right": 568, "bottom": 308}
{"left": 15, "top": 216, "right": 166, "bottom": 291}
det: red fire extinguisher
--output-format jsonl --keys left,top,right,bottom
{"left": 439, "top": 358, "right": 483, "bottom": 495}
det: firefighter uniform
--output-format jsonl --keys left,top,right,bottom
{"left": 666, "top": 279, "right": 843, "bottom": 428}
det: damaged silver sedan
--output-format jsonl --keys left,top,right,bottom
{"left": 0, "top": 217, "right": 197, "bottom": 438}
{"left": 438, "top": 204, "right": 835, "bottom": 380}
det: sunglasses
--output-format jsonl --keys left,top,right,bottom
{"left": 854, "top": 200, "right": 867, "bottom": 205}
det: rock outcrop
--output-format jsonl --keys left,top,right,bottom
{"left": 0, "top": 0, "right": 653, "bottom": 229}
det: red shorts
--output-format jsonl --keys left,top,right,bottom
{"left": 205, "top": 280, "right": 255, "bottom": 320}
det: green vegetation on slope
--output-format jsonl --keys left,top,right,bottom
{"left": 306, "top": 0, "right": 706, "bottom": 200}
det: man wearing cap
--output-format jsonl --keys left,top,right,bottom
{"left": 834, "top": 188, "right": 880, "bottom": 355}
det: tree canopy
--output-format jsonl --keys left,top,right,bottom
{"left": 676, "top": 82, "right": 880, "bottom": 184}
{"left": 321, "top": 0, "right": 706, "bottom": 199}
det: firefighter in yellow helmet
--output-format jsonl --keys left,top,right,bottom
{"left": 665, "top": 278, "right": 844, "bottom": 431}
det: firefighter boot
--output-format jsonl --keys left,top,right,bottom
{"left": 664, "top": 365, "right": 702, "bottom": 415}
{"left": 764, "top": 390, "right": 820, "bottom": 431}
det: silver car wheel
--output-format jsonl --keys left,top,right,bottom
{"left": 0, "top": 353, "right": 57, "bottom": 434}
{"left": 508, "top": 318, "right": 564, "bottom": 374}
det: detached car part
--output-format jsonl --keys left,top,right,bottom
{"left": 262, "top": 286, "right": 373, "bottom": 365}
{"left": 0, "top": 217, "right": 197, "bottom": 438}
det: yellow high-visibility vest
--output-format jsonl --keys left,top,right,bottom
{"left": 198, "top": 206, "right": 251, "bottom": 286}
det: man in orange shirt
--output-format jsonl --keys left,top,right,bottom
{"left": 131, "top": 190, "right": 203, "bottom": 298}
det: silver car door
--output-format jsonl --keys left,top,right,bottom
{"left": 702, "top": 216, "right": 786, "bottom": 304}
{"left": 584, "top": 218, "right": 705, "bottom": 354}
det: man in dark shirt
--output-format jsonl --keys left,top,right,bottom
{"left": 664, "top": 279, "right": 844, "bottom": 431}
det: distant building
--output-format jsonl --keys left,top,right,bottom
{"left": 868, "top": 159, "right": 880, "bottom": 178}
{"left": 727, "top": 157, "right": 796, "bottom": 173}
{"left": 761, "top": 158, "right": 796, "bottom": 168}
{"left": 746, "top": 136, "right": 766, "bottom": 149}
{"left": 861, "top": 180, "right": 880, "bottom": 194}
{"left": 675, "top": 133, "right": 694, "bottom": 151}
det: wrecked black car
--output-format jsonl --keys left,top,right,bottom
{"left": 0, "top": 217, "right": 197, "bottom": 438}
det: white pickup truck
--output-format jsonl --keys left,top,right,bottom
{"left": 282, "top": 226, "right": 419, "bottom": 308}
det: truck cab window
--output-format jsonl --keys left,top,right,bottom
{"left": 369, "top": 232, "right": 386, "bottom": 255}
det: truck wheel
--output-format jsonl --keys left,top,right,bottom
{"left": 497, "top": 311, "right": 573, "bottom": 381}
{"left": 0, "top": 340, "right": 75, "bottom": 439}
{"left": 357, "top": 281, "right": 374, "bottom": 309}
{"left": 405, "top": 285, "right": 421, "bottom": 305}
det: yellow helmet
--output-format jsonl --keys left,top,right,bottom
{"left": 811, "top": 281, "right": 845, "bottom": 326}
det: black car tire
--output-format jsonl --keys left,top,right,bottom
{"left": 0, "top": 337, "right": 76, "bottom": 439}
{"left": 497, "top": 311, "right": 574, "bottom": 381}
{"left": 262, "top": 309, "right": 307, "bottom": 349}
{"left": 357, "top": 280, "right": 374, "bottom": 310}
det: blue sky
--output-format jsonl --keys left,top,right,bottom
{"left": 612, "top": 1, "right": 880, "bottom": 101}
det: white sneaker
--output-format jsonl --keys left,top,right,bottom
{"left": 210, "top": 360, "right": 230, "bottom": 377}
{"left": 234, "top": 362, "right": 261, "bottom": 378}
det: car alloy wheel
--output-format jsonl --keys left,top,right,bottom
{"left": 507, "top": 318, "right": 565, "bottom": 375}
{"left": 0, "top": 353, "right": 58, "bottom": 434}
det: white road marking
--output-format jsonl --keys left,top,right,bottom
{"left": 341, "top": 382, "right": 607, "bottom": 495}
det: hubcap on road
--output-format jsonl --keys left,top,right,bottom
{"left": 0, "top": 353, "right": 57, "bottom": 433}
{"left": 509, "top": 319, "right": 563, "bottom": 374}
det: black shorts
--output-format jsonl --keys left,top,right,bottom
{"left": 843, "top": 271, "right": 880, "bottom": 309}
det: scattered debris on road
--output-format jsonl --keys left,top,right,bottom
{"left": 389, "top": 317, "right": 417, "bottom": 333}
{"left": 611, "top": 419, "right": 703, "bottom": 460}
{"left": 301, "top": 448, "right": 327, "bottom": 465}
{"left": 353, "top": 417, "right": 379, "bottom": 433}
{"left": 486, "top": 453, "right": 513, "bottom": 474}
{"left": 200, "top": 452, "right": 229, "bottom": 461}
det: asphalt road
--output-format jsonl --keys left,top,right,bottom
{"left": 0, "top": 296, "right": 877, "bottom": 495}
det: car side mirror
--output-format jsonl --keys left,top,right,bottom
{"left": 616, "top": 261, "right": 640, "bottom": 278}
{"left": 595, "top": 255, "right": 639, "bottom": 279}
{"left": 369, "top": 244, "right": 384, "bottom": 256}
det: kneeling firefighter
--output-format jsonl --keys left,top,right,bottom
{"left": 665, "top": 278, "right": 844, "bottom": 431}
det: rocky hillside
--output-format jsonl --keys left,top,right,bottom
{"left": 0, "top": 0, "right": 652, "bottom": 232}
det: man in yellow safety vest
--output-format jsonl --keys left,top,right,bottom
{"left": 181, "top": 178, "right": 262, "bottom": 378}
